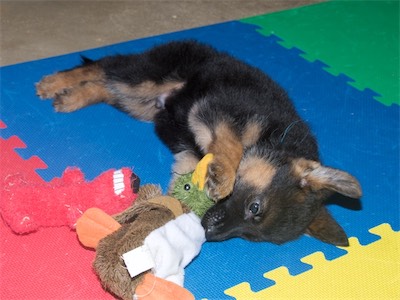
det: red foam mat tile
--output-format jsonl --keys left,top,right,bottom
{"left": 0, "top": 221, "right": 112, "bottom": 300}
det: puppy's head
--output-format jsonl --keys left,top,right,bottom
{"left": 201, "top": 153, "right": 362, "bottom": 246}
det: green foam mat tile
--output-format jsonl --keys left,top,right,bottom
{"left": 242, "top": 0, "right": 399, "bottom": 106}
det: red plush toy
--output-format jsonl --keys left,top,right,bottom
{"left": 1, "top": 167, "right": 138, "bottom": 234}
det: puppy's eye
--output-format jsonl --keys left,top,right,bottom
{"left": 249, "top": 202, "right": 260, "bottom": 215}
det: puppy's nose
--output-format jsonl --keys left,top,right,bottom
{"left": 204, "top": 225, "right": 218, "bottom": 241}
{"left": 202, "top": 213, "right": 225, "bottom": 241}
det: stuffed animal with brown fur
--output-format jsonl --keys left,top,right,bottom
{"left": 76, "top": 154, "right": 214, "bottom": 300}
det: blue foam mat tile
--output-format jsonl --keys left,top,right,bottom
{"left": 1, "top": 20, "right": 399, "bottom": 299}
{"left": 184, "top": 27, "right": 398, "bottom": 299}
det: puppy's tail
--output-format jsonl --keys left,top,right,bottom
{"left": 80, "top": 55, "right": 95, "bottom": 65}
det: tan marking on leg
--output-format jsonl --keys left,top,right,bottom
{"left": 53, "top": 81, "right": 112, "bottom": 112}
{"left": 188, "top": 103, "right": 213, "bottom": 151}
{"left": 206, "top": 122, "right": 243, "bottom": 200}
{"left": 113, "top": 80, "right": 185, "bottom": 100}
{"left": 242, "top": 122, "right": 262, "bottom": 147}
{"left": 36, "top": 65, "right": 104, "bottom": 99}
{"left": 168, "top": 151, "right": 200, "bottom": 194}
{"left": 172, "top": 151, "right": 200, "bottom": 175}
{"left": 135, "top": 80, "right": 185, "bottom": 98}
{"left": 111, "top": 80, "right": 185, "bottom": 121}
{"left": 238, "top": 157, "right": 277, "bottom": 191}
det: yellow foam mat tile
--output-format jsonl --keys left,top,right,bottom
{"left": 225, "top": 223, "right": 400, "bottom": 299}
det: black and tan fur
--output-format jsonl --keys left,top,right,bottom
{"left": 36, "top": 41, "right": 362, "bottom": 246}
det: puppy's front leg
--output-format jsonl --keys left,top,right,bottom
{"left": 189, "top": 107, "right": 243, "bottom": 200}
{"left": 206, "top": 123, "right": 243, "bottom": 200}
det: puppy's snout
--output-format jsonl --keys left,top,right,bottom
{"left": 202, "top": 208, "right": 225, "bottom": 226}
{"left": 204, "top": 226, "right": 217, "bottom": 241}
{"left": 201, "top": 207, "right": 226, "bottom": 241}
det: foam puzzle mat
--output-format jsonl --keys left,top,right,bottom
{"left": 1, "top": 1, "right": 399, "bottom": 299}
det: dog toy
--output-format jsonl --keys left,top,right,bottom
{"left": 1, "top": 167, "right": 138, "bottom": 234}
{"left": 76, "top": 154, "right": 214, "bottom": 300}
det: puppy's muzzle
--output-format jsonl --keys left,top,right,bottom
{"left": 201, "top": 207, "right": 227, "bottom": 241}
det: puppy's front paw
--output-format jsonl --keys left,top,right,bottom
{"left": 205, "top": 157, "right": 236, "bottom": 201}
{"left": 36, "top": 73, "right": 68, "bottom": 99}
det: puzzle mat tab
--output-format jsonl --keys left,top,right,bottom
{"left": 1, "top": 2, "right": 399, "bottom": 299}
{"left": 225, "top": 223, "right": 400, "bottom": 299}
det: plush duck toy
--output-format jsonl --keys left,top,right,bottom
{"left": 76, "top": 154, "right": 214, "bottom": 300}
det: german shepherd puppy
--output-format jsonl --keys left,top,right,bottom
{"left": 36, "top": 41, "right": 362, "bottom": 246}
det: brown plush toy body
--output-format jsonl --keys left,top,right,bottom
{"left": 76, "top": 154, "right": 214, "bottom": 300}
{"left": 94, "top": 184, "right": 191, "bottom": 299}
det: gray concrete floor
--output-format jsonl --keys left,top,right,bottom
{"left": 0, "top": 1, "right": 322, "bottom": 66}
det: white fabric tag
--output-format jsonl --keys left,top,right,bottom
{"left": 143, "top": 212, "right": 206, "bottom": 286}
{"left": 122, "top": 245, "right": 155, "bottom": 278}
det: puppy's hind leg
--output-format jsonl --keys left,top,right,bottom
{"left": 36, "top": 41, "right": 217, "bottom": 120}
{"left": 109, "top": 79, "right": 185, "bottom": 121}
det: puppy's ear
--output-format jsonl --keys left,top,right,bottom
{"left": 292, "top": 159, "right": 362, "bottom": 199}
{"left": 306, "top": 206, "right": 349, "bottom": 246}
